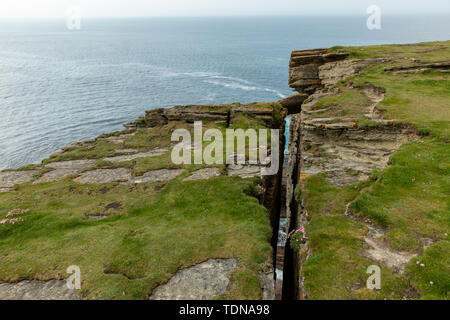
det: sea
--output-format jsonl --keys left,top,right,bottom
{"left": 1, "top": 15, "right": 449, "bottom": 170}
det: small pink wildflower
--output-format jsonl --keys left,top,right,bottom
{"left": 6, "top": 209, "right": 30, "bottom": 217}
{"left": 430, "top": 281, "right": 434, "bottom": 285}
{"left": 288, "top": 226, "right": 308, "bottom": 244}
{"left": 416, "top": 261, "right": 420, "bottom": 265}
{"left": 0, "top": 217, "right": 24, "bottom": 225}
{"left": 420, "top": 263, "right": 425, "bottom": 267}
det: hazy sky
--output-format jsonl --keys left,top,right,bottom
{"left": 1, "top": 0, "right": 449, "bottom": 19}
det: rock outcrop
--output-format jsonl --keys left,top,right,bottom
{"left": 384, "top": 61, "right": 450, "bottom": 74}
{"left": 1, "top": 99, "right": 284, "bottom": 301}
{"left": 282, "top": 47, "right": 422, "bottom": 299}
{"left": 125, "top": 102, "right": 281, "bottom": 129}
{"left": 289, "top": 49, "right": 349, "bottom": 93}
{"left": 149, "top": 259, "right": 238, "bottom": 300}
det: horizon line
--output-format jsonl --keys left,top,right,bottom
{"left": 1, "top": 12, "right": 449, "bottom": 21}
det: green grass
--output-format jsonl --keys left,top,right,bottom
{"left": 351, "top": 138, "right": 449, "bottom": 252}
{"left": 0, "top": 109, "right": 276, "bottom": 300}
{"left": 298, "top": 175, "right": 416, "bottom": 300}
{"left": 0, "top": 176, "right": 272, "bottom": 300}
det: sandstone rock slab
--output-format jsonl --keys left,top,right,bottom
{"left": 104, "top": 149, "right": 168, "bottom": 163}
{"left": 227, "top": 165, "right": 262, "bottom": 179}
{"left": 33, "top": 169, "right": 76, "bottom": 184}
{"left": 0, "top": 170, "right": 38, "bottom": 192}
{"left": 46, "top": 159, "right": 97, "bottom": 170}
{"left": 74, "top": 168, "right": 132, "bottom": 184}
{"left": 131, "top": 169, "right": 184, "bottom": 184}
{"left": 150, "top": 259, "right": 238, "bottom": 300}
{"left": 0, "top": 280, "right": 80, "bottom": 300}
{"left": 184, "top": 168, "right": 221, "bottom": 181}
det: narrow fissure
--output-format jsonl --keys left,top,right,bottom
{"left": 273, "top": 112, "right": 304, "bottom": 300}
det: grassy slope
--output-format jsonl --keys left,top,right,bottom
{"left": 0, "top": 112, "right": 276, "bottom": 300}
{"left": 299, "top": 41, "right": 450, "bottom": 300}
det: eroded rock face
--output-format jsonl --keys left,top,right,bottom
{"left": 285, "top": 48, "right": 422, "bottom": 298}
{"left": 384, "top": 61, "right": 450, "bottom": 74}
{"left": 278, "top": 94, "right": 309, "bottom": 114}
{"left": 98, "top": 133, "right": 135, "bottom": 144}
{"left": 0, "top": 280, "right": 80, "bottom": 300}
{"left": 319, "top": 58, "right": 390, "bottom": 87}
{"left": 150, "top": 259, "right": 238, "bottom": 300}
{"left": 46, "top": 159, "right": 97, "bottom": 170}
{"left": 289, "top": 49, "right": 349, "bottom": 93}
{"left": 125, "top": 102, "right": 280, "bottom": 129}
{"left": 299, "top": 85, "right": 418, "bottom": 186}
{"left": 33, "top": 169, "right": 75, "bottom": 184}
{"left": 301, "top": 122, "right": 418, "bottom": 186}
{"left": 290, "top": 55, "right": 420, "bottom": 187}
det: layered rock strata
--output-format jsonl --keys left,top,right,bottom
{"left": 282, "top": 48, "right": 421, "bottom": 299}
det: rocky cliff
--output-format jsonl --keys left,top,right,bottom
{"left": 282, "top": 42, "right": 449, "bottom": 300}
{"left": 0, "top": 41, "right": 448, "bottom": 301}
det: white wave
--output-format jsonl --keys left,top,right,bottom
{"left": 162, "top": 71, "right": 220, "bottom": 78}
{"left": 209, "top": 75, "right": 252, "bottom": 84}
{"left": 204, "top": 80, "right": 287, "bottom": 98}
{"left": 204, "top": 79, "right": 261, "bottom": 91}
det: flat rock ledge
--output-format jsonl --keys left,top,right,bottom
{"left": 150, "top": 259, "right": 238, "bottom": 300}
{"left": 98, "top": 133, "right": 135, "bottom": 144}
{"left": 74, "top": 168, "right": 185, "bottom": 185}
{"left": 0, "top": 170, "right": 38, "bottom": 192}
{"left": 33, "top": 159, "right": 97, "bottom": 184}
{"left": 363, "top": 226, "right": 417, "bottom": 274}
{"left": 103, "top": 149, "right": 168, "bottom": 163}
{"left": 0, "top": 280, "right": 80, "bottom": 300}
{"left": 74, "top": 168, "right": 132, "bottom": 184}
{"left": 130, "top": 169, "right": 185, "bottom": 184}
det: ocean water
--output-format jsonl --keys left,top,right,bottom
{"left": 1, "top": 15, "right": 449, "bottom": 170}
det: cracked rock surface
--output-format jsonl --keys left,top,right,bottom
{"left": 150, "top": 259, "right": 238, "bottom": 300}
{"left": 104, "top": 149, "right": 168, "bottom": 163}
{"left": 0, "top": 280, "right": 80, "bottom": 300}
{"left": 74, "top": 168, "right": 132, "bottom": 184}
{"left": 130, "top": 169, "right": 184, "bottom": 183}
{"left": 0, "top": 171, "right": 38, "bottom": 192}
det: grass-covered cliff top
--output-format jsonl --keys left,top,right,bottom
{"left": 298, "top": 41, "right": 449, "bottom": 299}
{"left": 0, "top": 105, "right": 282, "bottom": 300}
{"left": 306, "top": 41, "right": 450, "bottom": 138}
